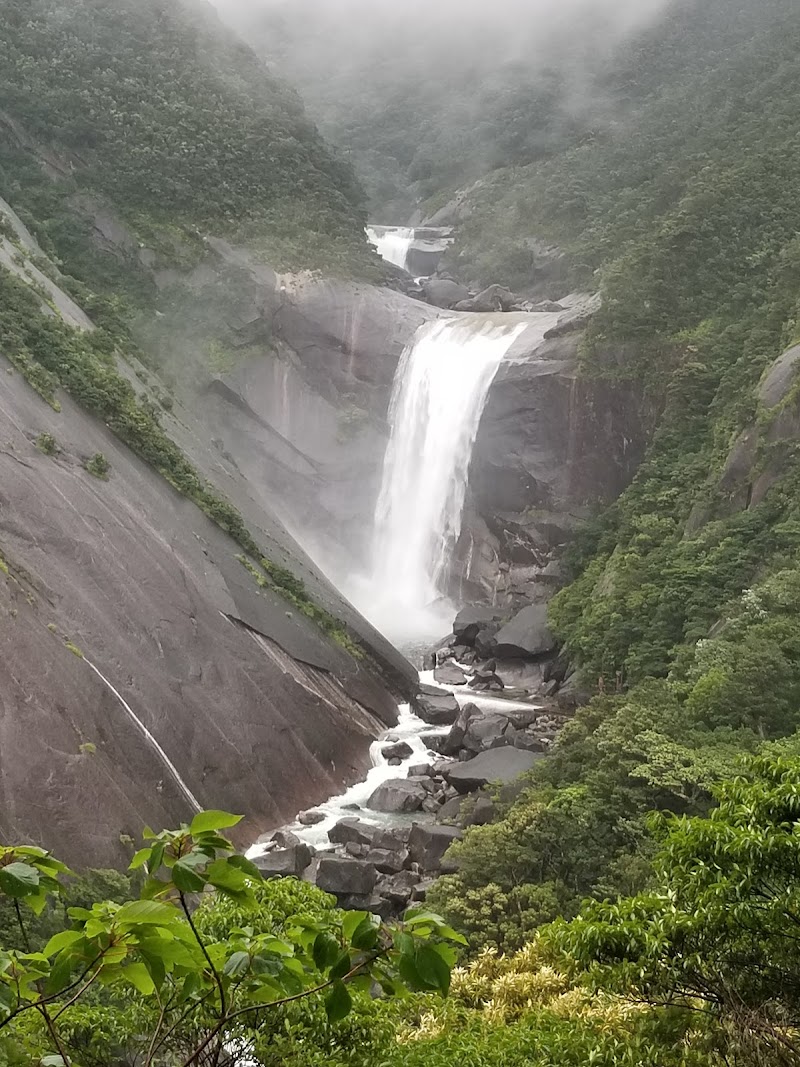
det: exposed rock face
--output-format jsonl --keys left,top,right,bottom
{"left": 0, "top": 207, "right": 420, "bottom": 867}
{"left": 493, "top": 604, "right": 556, "bottom": 659}
{"left": 445, "top": 748, "right": 544, "bottom": 793}
{"left": 408, "top": 824, "right": 462, "bottom": 872}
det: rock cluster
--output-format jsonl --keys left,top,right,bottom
{"left": 252, "top": 685, "right": 567, "bottom": 916}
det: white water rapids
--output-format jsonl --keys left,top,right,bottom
{"left": 366, "top": 226, "right": 415, "bottom": 270}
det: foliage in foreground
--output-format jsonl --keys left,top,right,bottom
{"left": 0, "top": 811, "right": 462, "bottom": 1066}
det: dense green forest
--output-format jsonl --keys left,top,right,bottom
{"left": 3, "top": 760, "right": 800, "bottom": 1065}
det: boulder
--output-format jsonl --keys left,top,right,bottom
{"left": 413, "top": 687, "right": 460, "bottom": 725}
{"left": 445, "top": 748, "right": 544, "bottom": 794}
{"left": 453, "top": 606, "right": 504, "bottom": 645}
{"left": 434, "top": 663, "right": 468, "bottom": 686}
{"left": 454, "top": 284, "right": 517, "bottom": 313}
{"left": 474, "top": 626, "right": 502, "bottom": 658}
{"left": 372, "top": 825, "right": 411, "bottom": 850}
{"left": 255, "top": 844, "right": 312, "bottom": 879}
{"left": 382, "top": 740, "right": 414, "bottom": 761}
{"left": 345, "top": 842, "right": 370, "bottom": 858}
{"left": 421, "top": 277, "right": 470, "bottom": 309}
{"left": 316, "top": 856, "right": 378, "bottom": 896}
{"left": 337, "top": 894, "right": 393, "bottom": 918}
{"left": 436, "top": 795, "right": 465, "bottom": 822}
{"left": 408, "top": 762, "right": 432, "bottom": 778}
{"left": 408, "top": 823, "right": 462, "bottom": 872}
{"left": 367, "top": 779, "right": 427, "bottom": 813}
{"left": 463, "top": 712, "right": 512, "bottom": 753}
{"left": 464, "top": 794, "right": 495, "bottom": 826}
{"left": 328, "top": 818, "right": 376, "bottom": 848}
{"left": 493, "top": 604, "right": 556, "bottom": 659}
{"left": 365, "top": 848, "right": 410, "bottom": 874}
{"left": 441, "top": 702, "right": 477, "bottom": 756}
{"left": 376, "top": 870, "right": 421, "bottom": 905}
{"left": 298, "top": 810, "right": 326, "bottom": 826}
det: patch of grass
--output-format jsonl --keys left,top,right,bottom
{"left": 84, "top": 452, "right": 110, "bottom": 479}
{"left": 35, "top": 432, "right": 59, "bottom": 455}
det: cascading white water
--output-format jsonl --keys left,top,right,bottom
{"left": 366, "top": 226, "right": 415, "bottom": 270}
{"left": 366, "top": 317, "right": 527, "bottom": 641}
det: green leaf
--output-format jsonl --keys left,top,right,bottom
{"left": 43, "top": 930, "right": 83, "bottom": 956}
{"left": 325, "top": 979, "right": 352, "bottom": 1022}
{"left": 122, "top": 961, "right": 156, "bottom": 996}
{"left": 0, "top": 862, "right": 40, "bottom": 898}
{"left": 227, "top": 854, "right": 262, "bottom": 880}
{"left": 172, "top": 859, "right": 207, "bottom": 894}
{"left": 190, "top": 811, "right": 243, "bottom": 835}
{"left": 342, "top": 910, "right": 369, "bottom": 941}
{"left": 45, "top": 954, "right": 74, "bottom": 997}
{"left": 129, "top": 848, "right": 152, "bottom": 871}
{"left": 223, "top": 950, "right": 250, "bottom": 978}
{"left": 206, "top": 858, "right": 248, "bottom": 893}
{"left": 329, "top": 951, "right": 353, "bottom": 981}
{"left": 351, "top": 916, "right": 379, "bottom": 950}
{"left": 313, "top": 932, "right": 341, "bottom": 971}
{"left": 115, "top": 900, "right": 179, "bottom": 926}
{"left": 415, "top": 944, "right": 451, "bottom": 995}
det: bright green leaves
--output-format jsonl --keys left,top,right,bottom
{"left": 0, "top": 814, "right": 465, "bottom": 1065}
{"left": 0, "top": 846, "right": 70, "bottom": 916}
{"left": 189, "top": 811, "right": 243, "bottom": 835}
{"left": 129, "top": 810, "right": 259, "bottom": 905}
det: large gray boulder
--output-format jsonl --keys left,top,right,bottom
{"left": 408, "top": 824, "right": 462, "bottom": 872}
{"left": 445, "top": 748, "right": 544, "bottom": 794}
{"left": 421, "top": 277, "right": 470, "bottom": 309}
{"left": 413, "top": 685, "right": 460, "bottom": 725}
{"left": 453, "top": 606, "right": 504, "bottom": 645}
{"left": 255, "top": 844, "right": 312, "bottom": 879}
{"left": 367, "top": 779, "right": 428, "bottom": 813}
{"left": 316, "top": 857, "right": 378, "bottom": 897}
{"left": 328, "top": 818, "right": 377, "bottom": 848}
{"left": 493, "top": 604, "right": 556, "bottom": 659}
{"left": 434, "top": 663, "right": 468, "bottom": 686}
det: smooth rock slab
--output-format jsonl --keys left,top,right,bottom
{"left": 445, "top": 748, "right": 544, "bottom": 794}
{"left": 493, "top": 603, "right": 556, "bottom": 659}
{"left": 413, "top": 687, "right": 460, "bottom": 725}
{"left": 408, "top": 823, "right": 462, "bottom": 872}
{"left": 367, "top": 779, "right": 427, "bottom": 813}
{"left": 434, "top": 663, "right": 468, "bottom": 686}
{"left": 328, "top": 817, "right": 377, "bottom": 848}
{"left": 316, "top": 857, "right": 378, "bottom": 896}
{"left": 255, "top": 844, "right": 312, "bottom": 879}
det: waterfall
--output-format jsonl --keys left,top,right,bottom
{"left": 367, "top": 317, "right": 526, "bottom": 640}
{"left": 366, "top": 226, "right": 415, "bottom": 270}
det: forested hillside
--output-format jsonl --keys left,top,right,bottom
{"left": 0, "top": 0, "right": 371, "bottom": 286}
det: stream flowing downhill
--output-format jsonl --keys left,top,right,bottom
{"left": 366, "top": 225, "right": 415, "bottom": 270}
{"left": 366, "top": 317, "right": 527, "bottom": 643}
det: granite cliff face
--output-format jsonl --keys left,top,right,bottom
{"left": 0, "top": 202, "right": 414, "bottom": 867}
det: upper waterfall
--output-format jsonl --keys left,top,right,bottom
{"left": 368, "top": 317, "right": 527, "bottom": 639}
{"left": 367, "top": 225, "right": 415, "bottom": 270}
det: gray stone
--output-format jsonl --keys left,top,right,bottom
{"left": 465, "top": 795, "right": 495, "bottom": 826}
{"left": 453, "top": 606, "right": 504, "bottom": 645}
{"left": 316, "top": 856, "right": 378, "bottom": 896}
{"left": 373, "top": 825, "right": 411, "bottom": 850}
{"left": 408, "top": 762, "right": 432, "bottom": 778}
{"left": 367, "top": 779, "right": 427, "bottom": 813}
{"left": 445, "top": 748, "right": 544, "bottom": 794}
{"left": 298, "top": 810, "right": 326, "bottom": 826}
{"left": 255, "top": 844, "right": 312, "bottom": 879}
{"left": 441, "top": 703, "right": 478, "bottom": 756}
{"left": 408, "top": 823, "right": 462, "bottom": 872}
{"left": 759, "top": 344, "right": 800, "bottom": 408}
{"left": 413, "top": 687, "right": 460, "bottom": 725}
{"left": 421, "top": 277, "right": 470, "bottom": 309}
{"left": 382, "top": 740, "right": 414, "bottom": 761}
{"left": 328, "top": 818, "right": 376, "bottom": 848}
{"left": 365, "top": 847, "right": 410, "bottom": 874}
{"left": 436, "top": 795, "right": 465, "bottom": 823}
{"left": 493, "top": 604, "right": 556, "bottom": 659}
{"left": 337, "top": 893, "right": 393, "bottom": 918}
{"left": 463, "top": 712, "right": 513, "bottom": 753}
{"left": 434, "top": 663, "right": 468, "bottom": 686}
{"left": 377, "top": 869, "right": 421, "bottom": 904}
